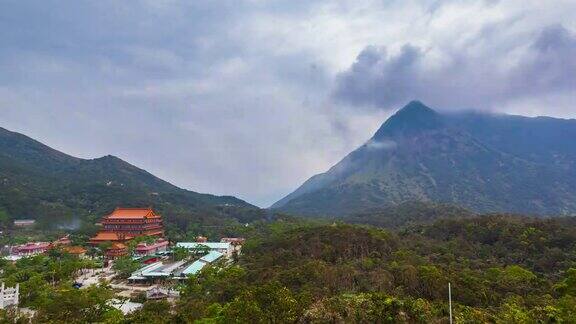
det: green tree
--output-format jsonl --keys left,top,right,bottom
{"left": 222, "top": 282, "right": 299, "bottom": 323}
{"left": 555, "top": 268, "right": 576, "bottom": 296}
{"left": 112, "top": 256, "right": 140, "bottom": 278}
{"left": 0, "top": 208, "right": 11, "bottom": 228}
{"left": 125, "top": 300, "right": 173, "bottom": 324}
{"left": 34, "top": 284, "right": 118, "bottom": 323}
{"left": 172, "top": 246, "right": 190, "bottom": 261}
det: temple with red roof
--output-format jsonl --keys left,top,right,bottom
{"left": 90, "top": 207, "right": 164, "bottom": 245}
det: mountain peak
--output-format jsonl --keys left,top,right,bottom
{"left": 373, "top": 100, "right": 443, "bottom": 139}
{"left": 398, "top": 100, "right": 435, "bottom": 115}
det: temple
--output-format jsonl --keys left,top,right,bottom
{"left": 90, "top": 207, "right": 164, "bottom": 245}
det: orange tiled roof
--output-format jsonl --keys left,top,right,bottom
{"left": 90, "top": 232, "right": 134, "bottom": 242}
{"left": 64, "top": 246, "right": 87, "bottom": 254}
{"left": 105, "top": 207, "right": 160, "bottom": 219}
{"left": 145, "top": 230, "right": 164, "bottom": 236}
{"left": 110, "top": 242, "right": 127, "bottom": 250}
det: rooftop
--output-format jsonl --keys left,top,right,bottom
{"left": 201, "top": 251, "right": 224, "bottom": 263}
{"left": 110, "top": 242, "right": 127, "bottom": 250}
{"left": 64, "top": 246, "right": 87, "bottom": 254}
{"left": 176, "top": 242, "right": 231, "bottom": 250}
{"left": 90, "top": 232, "right": 134, "bottom": 242}
{"left": 181, "top": 260, "right": 206, "bottom": 275}
{"left": 105, "top": 207, "right": 160, "bottom": 220}
{"left": 16, "top": 242, "right": 50, "bottom": 249}
{"left": 136, "top": 239, "right": 168, "bottom": 249}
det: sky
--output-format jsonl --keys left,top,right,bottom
{"left": 0, "top": 0, "right": 575, "bottom": 207}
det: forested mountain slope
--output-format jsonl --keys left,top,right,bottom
{"left": 0, "top": 126, "right": 262, "bottom": 228}
{"left": 273, "top": 101, "right": 576, "bottom": 216}
{"left": 169, "top": 216, "right": 576, "bottom": 322}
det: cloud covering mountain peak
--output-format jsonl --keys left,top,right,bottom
{"left": 333, "top": 25, "right": 576, "bottom": 113}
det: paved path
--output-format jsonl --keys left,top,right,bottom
{"left": 76, "top": 266, "right": 115, "bottom": 288}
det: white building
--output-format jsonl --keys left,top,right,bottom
{"left": 0, "top": 283, "right": 19, "bottom": 309}
{"left": 13, "top": 220, "right": 35, "bottom": 227}
{"left": 108, "top": 299, "right": 142, "bottom": 315}
{"left": 175, "top": 242, "right": 233, "bottom": 257}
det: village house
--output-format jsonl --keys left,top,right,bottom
{"left": 52, "top": 235, "right": 72, "bottom": 246}
{"left": 63, "top": 246, "right": 88, "bottom": 258}
{"left": 12, "top": 242, "right": 50, "bottom": 256}
{"left": 90, "top": 207, "right": 164, "bottom": 244}
{"left": 135, "top": 238, "right": 169, "bottom": 257}
{"left": 220, "top": 237, "right": 245, "bottom": 253}
{"left": 13, "top": 219, "right": 35, "bottom": 228}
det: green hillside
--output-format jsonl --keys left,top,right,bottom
{"left": 0, "top": 126, "right": 263, "bottom": 230}
{"left": 176, "top": 216, "right": 576, "bottom": 322}
{"left": 342, "top": 201, "right": 475, "bottom": 229}
{"left": 273, "top": 101, "right": 576, "bottom": 217}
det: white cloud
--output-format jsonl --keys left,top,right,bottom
{"left": 0, "top": 0, "right": 574, "bottom": 206}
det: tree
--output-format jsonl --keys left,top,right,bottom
{"left": 555, "top": 268, "right": 576, "bottom": 297}
{"left": 172, "top": 246, "right": 190, "bottom": 261}
{"left": 222, "top": 282, "right": 299, "bottom": 323}
{"left": 0, "top": 208, "right": 11, "bottom": 229}
{"left": 34, "top": 284, "right": 119, "bottom": 323}
{"left": 112, "top": 256, "right": 140, "bottom": 278}
{"left": 125, "top": 300, "right": 172, "bottom": 324}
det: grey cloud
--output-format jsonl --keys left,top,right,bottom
{"left": 333, "top": 25, "right": 576, "bottom": 112}
{"left": 513, "top": 25, "right": 576, "bottom": 94}
{"left": 1, "top": 0, "right": 575, "bottom": 207}
{"left": 334, "top": 45, "right": 424, "bottom": 110}
{"left": 0, "top": 0, "right": 338, "bottom": 207}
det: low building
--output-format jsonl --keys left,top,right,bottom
{"left": 135, "top": 238, "right": 169, "bottom": 257}
{"left": 0, "top": 283, "right": 19, "bottom": 309}
{"left": 128, "top": 259, "right": 188, "bottom": 282}
{"left": 220, "top": 237, "right": 245, "bottom": 253}
{"left": 180, "top": 251, "right": 225, "bottom": 277}
{"left": 106, "top": 243, "right": 128, "bottom": 259}
{"left": 175, "top": 242, "right": 233, "bottom": 257}
{"left": 128, "top": 251, "right": 225, "bottom": 282}
{"left": 52, "top": 235, "right": 72, "bottom": 246}
{"left": 146, "top": 287, "right": 169, "bottom": 300}
{"left": 13, "top": 220, "right": 35, "bottom": 228}
{"left": 12, "top": 242, "right": 50, "bottom": 256}
{"left": 63, "top": 246, "right": 87, "bottom": 258}
{"left": 220, "top": 237, "right": 245, "bottom": 245}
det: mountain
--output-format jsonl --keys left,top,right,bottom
{"left": 0, "top": 126, "right": 261, "bottom": 228}
{"left": 272, "top": 101, "right": 576, "bottom": 216}
{"left": 342, "top": 201, "right": 475, "bottom": 229}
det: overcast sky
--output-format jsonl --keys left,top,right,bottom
{"left": 1, "top": 0, "right": 575, "bottom": 207}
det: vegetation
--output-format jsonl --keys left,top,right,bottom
{"left": 171, "top": 215, "right": 576, "bottom": 322}
{"left": 1, "top": 253, "right": 94, "bottom": 302}
{"left": 273, "top": 101, "right": 576, "bottom": 216}
{"left": 2, "top": 215, "right": 576, "bottom": 322}
{"left": 0, "top": 126, "right": 265, "bottom": 234}
{"left": 129, "top": 216, "right": 576, "bottom": 322}
{"left": 342, "top": 201, "right": 475, "bottom": 229}
{"left": 112, "top": 256, "right": 141, "bottom": 279}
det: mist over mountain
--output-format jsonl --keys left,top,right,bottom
{"left": 272, "top": 101, "right": 576, "bottom": 216}
{"left": 0, "top": 126, "right": 261, "bottom": 228}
